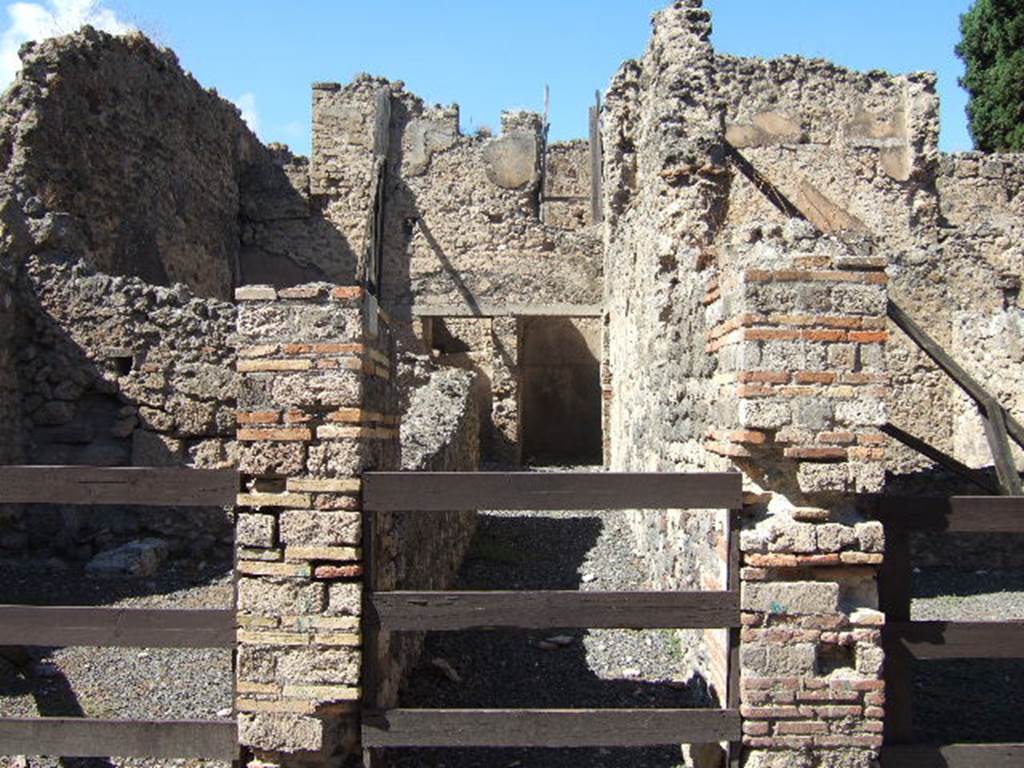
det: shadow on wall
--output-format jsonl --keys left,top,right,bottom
{"left": 388, "top": 514, "right": 716, "bottom": 768}
{"left": 6, "top": 255, "right": 235, "bottom": 566}
{"left": 238, "top": 151, "right": 359, "bottom": 289}
{"left": 521, "top": 317, "right": 602, "bottom": 466}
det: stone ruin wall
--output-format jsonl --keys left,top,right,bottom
{"left": 938, "top": 153, "right": 1024, "bottom": 472}
{"left": 309, "top": 77, "right": 604, "bottom": 465}
{"left": 0, "top": 28, "right": 348, "bottom": 560}
{"left": 601, "top": 0, "right": 732, "bottom": 708}
{"left": 603, "top": 5, "right": 889, "bottom": 765}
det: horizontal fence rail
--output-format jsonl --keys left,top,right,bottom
{"left": 878, "top": 496, "right": 1024, "bottom": 533}
{"left": 0, "top": 606, "right": 236, "bottom": 648}
{"left": 362, "top": 708, "right": 742, "bottom": 748}
{"left": 0, "top": 718, "right": 238, "bottom": 759}
{"left": 881, "top": 743, "right": 1024, "bottom": 768}
{"left": 363, "top": 471, "right": 743, "bottom": 511}
{"left": 0, "top": 466, "right": 238, "bottom": 506}
{"left": 369, "top": 590, "right": 741, "bottom": 631}
{"left": 884, "top": 621, "right": 1024, "bottom": 660}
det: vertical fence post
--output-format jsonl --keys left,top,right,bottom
{"left": 589, "top": 91, "right": 603, "bottom": 225}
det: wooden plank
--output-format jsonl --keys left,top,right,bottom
{"left": 409, "top": 302, "right": 604, "bottom": 319}
{"left": 589, "top": 91, "right": 603, "bottom": 225}
{"left": 881, "top": 743, "right": 1024, "bottom": 768}
{"left": 887, "top": 300, "right": 1024, "bottom": 451}
{"left": 362, "top": 708, "right": 741, "bottom": 748}
{"left": 0, "top": 467, "right": 238, "bottom": 506}
{"left": 0, "top": 606, "right": 236, "bottom": 648}
{"left": 0, "top": 718, "right": 237, "bottom": 759}
{"left": 363, "top": 472, "right": 743, "bottom": 512}
{"left": 369, "top": 590, "right": 740, "bottom": 631}
{"left": 726, "top": 509, "right": 742, "bottom": 768}
{"left": 885, "top": 621, "right": 1024, "bottom": 660}
{"left": 880, "top": 423, "right": 997, "bottom": 494}
{"left": 982, "top": 398, "right": 1023, "bottom": 496}
{"left": 878, "top": 496, "right": 1024, "bottom": 533}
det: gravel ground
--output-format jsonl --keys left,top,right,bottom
{"left": 388, "top": 467, "right": 700, "bottom": 768}
{"left": 910, "top": 566, "right": 1024, "bottom": 745}
{"left": 0, "top": 556, "right": 234, "bottom": 768}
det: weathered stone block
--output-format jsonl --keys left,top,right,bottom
{"left": 238, "top": 713, "right": 325, "bottom": 752}
{"left": 742, "top": 581, "right": 840, "bottom": 615}
{"left": 237, "top": 513, "right": 277, "bottom": 548}
{"left": 279, "top": 510, "right": 361, "bottom": 547}
{"left": 326, "top": 582, "right": 361, "bottom": 616}
{"left": 277, "top": 647, "right": 360, "bottom": 685}
{"left": 238, "top": 441, "right": 307, "bottom": 476}
{"left": 237, "top": 577, "right": 326, "bottom": 615}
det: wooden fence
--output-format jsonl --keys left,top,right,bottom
{"left": 0, "top": 466, "right": 239, "bottom": 761}
{"left": 878, "top": 495, "right": 1024, "bottom": 768}
{"left": 360, "top": 471, "right": 743, "bottom": 756}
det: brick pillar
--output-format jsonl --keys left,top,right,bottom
{"left": 702, "top": 240, "right": 891, "bottom": 767}
{"left": 233, "top": 284, "right": 398, "bottom": 768}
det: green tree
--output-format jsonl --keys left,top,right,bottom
{"left": 957, "top": 0, "right": 1024, "bottom": 152}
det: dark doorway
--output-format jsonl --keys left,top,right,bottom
{"left": 520, "top": 317, "right": 602, "bottom": 465}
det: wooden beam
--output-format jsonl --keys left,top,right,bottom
{"left": 361, "top": 708, "right": 741, "bottom": 748}
{"left": 363, "top": 472, "right": 743, "bottom": 512}
{"left": 589, "top": 91, "right": 603, "bottom": 225}
{"left": 880, "top": 423, "right": 997, "bottom": 494}
{"left": 881, "top": 743, "right": 1024, "bottom": 768}
{"left": 0, "top": 607, "right": 236, "bottom": 648}
{"left": 884, "top": 621, "right": 1024, "bottom": 660}
{"left": 369, "top": 590, "right": 740, "bottom": 631}
{"left": 0, "top": 718, "right": 237, "bottom": 759}
{"left": 0, "top": 467, "right": 238, "bottom": 506}
{"left": 887, "top": 300, "right": 1024, "bottom": 451}
{"left": 408, "top": 302, "right": 604, "bottom": 319}
{"left": 982, "top": 398, "right": 1023, "bottom": 496}
{"left": 878, "top": 496, "right": 1024, "bottom": 533}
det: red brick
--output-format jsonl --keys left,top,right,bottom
{"left": 332, "top": 286, "right": 364, "bottom": 300}
{"left": 802, "top": 329, "right": 847, "bottom": 342}
{"left": 740, "top": 705, "right": 801, "bottom": 719}
{"left": 784, "top": 446, "right": 849, "bottom": 461}
{"left": 736, "top": 384, "right": 775, "bottom": 398}
{"left": 817, "top": 431, "right": 857, "bottom": 445}
{"left": 775, "top": 721, "right": 828, "bottom": 735}
{"left": 794, "top": 372, "right": 837, "bottom": 385}
{"left": 313, "top": 564, "right": 364, "bottom": 579}
{"left": 849, "top": 330, "right": 888, "bottom": 343}
{"left": 849, "top": 447, "right": 886, "bottom": 462}
{"left": 737, "top": 370, "right": 791, "bottom": 384}
{"left": 238, "top": 427, "right": 313, "bottom": 442}
{"left": 743, "top": 720, "right": 770, "bottom": 736}
{"left": 744, "top": 328, "right": 802, "bottom": 342}
{"left": 236, "top": 411, "right": 281, "bottom": 425}
{"left": 283, "top": 410, "right": 313, "bottom": 424}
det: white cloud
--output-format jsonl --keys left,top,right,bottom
{"left": 233, "top": 91, "right": 261, "bottom": 137}
{"left": 1, "top": 0, "right": 134, "bottom": 88}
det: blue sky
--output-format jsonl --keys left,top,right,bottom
{"left": 1, "top": 1, "right": 976, "bottom": 155}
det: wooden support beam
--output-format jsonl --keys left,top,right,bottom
{"left": 362, "top": 708, "right": 741, "bottom": 748}
{"left": 0, "top": 607, "right": 236, "bottom": 648}
{"left": 363, "top": 472, "right": 743, "bottom": 512}
{"left": 589, "top": 91, "right": 604, "bottom": 225}
{"left": 369, "top": 590, "right": 740, "bottom": 631}
{"left": 982, "top": 398, "right": 1023, "bottom": 496}
{"left": 0, "top": 718, "right": 237, "bottom": 759}
{"left": 0, "top": 467, "right": 238, "bottom": 506}
{"left": 887, "top": 300, "right": 1024, "bottom": 451}
{"left": 881, "top": 423, "right": 997, "bottom": 494}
